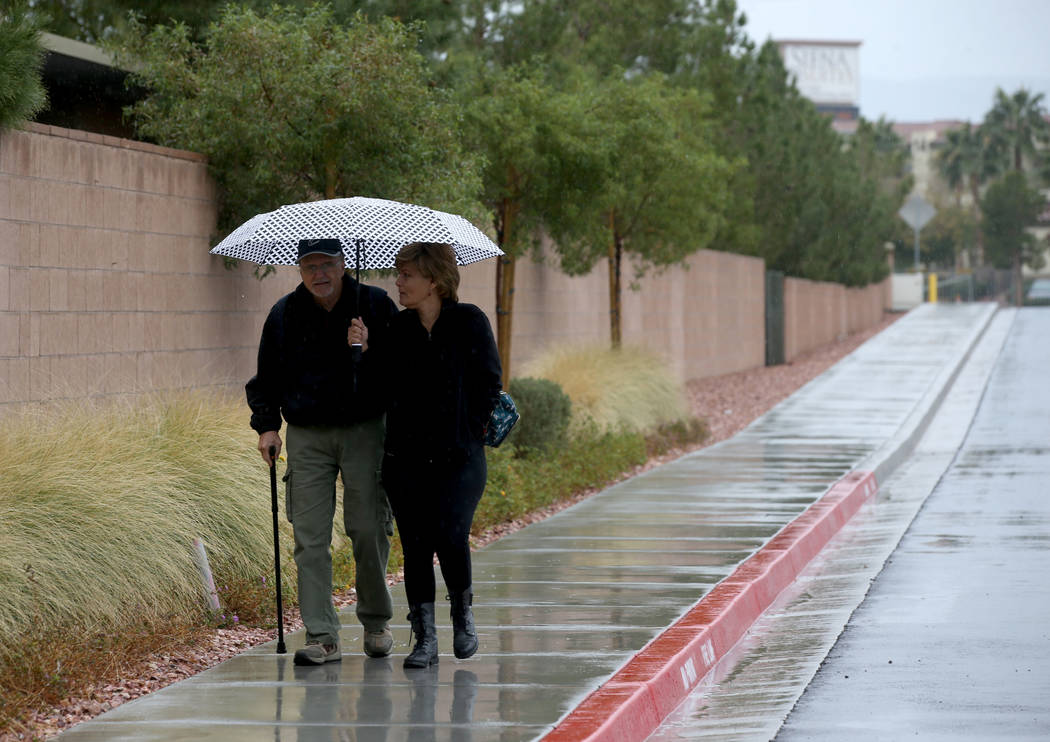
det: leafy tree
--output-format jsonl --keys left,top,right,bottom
{"left": 487, "top": 0, "right": 759, "bottom": 261}
{"left": 555, "top": 74, "right": 735, "bottom": 346}
{"left": 500, "top": 0, "right": 710, "bottom": 76}
{"left": 26, "top": 0, "right": 111, "bottom": 41}
{"left": 341, "top": 0, "right": 492, "bottom": 56}
{"left": 670, "top": 0, "right": 755, "bottom": 94}
{"left": 721, "top": 41, "right": 894, "bottom": 286}
{"left": 114, "top": 4, "right": 482, "bottom": 252}
{"left": 923, "top": 204, "right": 978, "bottom": 271}
{"left": 801, "top": 150, "right": 894, "bottom": 286}
{"left": 981, "top": 171, "right": 1045, "bottom": 305}
{"left": 30, "top": 0, "right": 470, "bottom": 50}
{"left": 27, "top": 0, "right": 228, "bottom": 42}
{"left": 671, "top": 0, "right": 759, "bottom": 258}
{"left": 983, "top": 87, "right": 1050, "bottom": 174}
{"left": 432, "top": 0, "right": 897, "bottom": 292}
{"left": 0, "top": 2, "right": 48, "bottom": 130}
{"left": 457, "top": 62, "right": 607, "bottom": 384}
{"left": 848, "top": 117, "right": 912, "bottom": 196}
{"left": 458, "top": 0, "right": 899, "bottom": 312}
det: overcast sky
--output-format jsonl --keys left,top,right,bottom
{"left": 734, "top": 0, "right": 1050, "bottom": 123}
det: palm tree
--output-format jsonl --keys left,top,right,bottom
{"left": 983, "top": 87, "right": 1050, "bottom": 173}
{"left": 936, "top": 122, "right": 996, "bottom": 265}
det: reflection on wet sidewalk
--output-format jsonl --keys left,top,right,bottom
{"left": 284, "top": 659, "right": 479, "bottom": 742}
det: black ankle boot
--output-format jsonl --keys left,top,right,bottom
{"left": 448, "top": 588, "right": 478, "bottom": 659}
{"left": 404, "top": 603, "right": 439, "bottom": 669}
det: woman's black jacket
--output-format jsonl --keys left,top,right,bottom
{"left": 382, "top": 300, "right": 502, "bottom": 463}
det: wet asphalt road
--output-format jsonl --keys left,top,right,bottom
{"left": 773, "top": 307, "right": 1050, "bottom": 740}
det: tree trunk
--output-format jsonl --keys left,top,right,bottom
{"left": 324, "top": 160, "right": 337, "bottom": 199}
{"left": 496, "top": 255, "right": 516, "bottom": 388}
{"left": 495, "top": 198, "right": 519, "bottom": 389}
{"left": 970, "top": 174, "right": 984, "bottom": 266}
{"left": 607, "top": 211, "right": 622, "bottom": 348}
{"left": 1013, "top": 251, "right": 1023, "bottom": 307}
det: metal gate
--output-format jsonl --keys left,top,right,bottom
{"left": 765, "top": 270, "right": 785, "bottom": 366}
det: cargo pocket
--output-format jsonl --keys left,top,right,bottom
{"left": 282, "top": 469, "right": 294, "bottom": 524}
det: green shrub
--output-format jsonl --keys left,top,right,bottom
{"left": 505, "top": 377, "right": 572, "bottom": 456}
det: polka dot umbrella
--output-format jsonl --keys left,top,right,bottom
{"left": 210, "top": 196, "right": 503, "bottom": 268}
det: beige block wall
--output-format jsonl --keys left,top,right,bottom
{"left": 784, "top": 276, "right": 890, "bottom": 362}
{"left": 621, "top": 249, "right": 767, "bottom": 380}
{"left": 0, "top": 123, "right": 299, "bottom": 410}
{"left": 1, "top": 123, "right": 890, "bottom": 412}
{"left": 443, "top": 245, "right": 765, "bottom": 382}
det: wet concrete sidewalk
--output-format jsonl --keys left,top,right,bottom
{"left": 58, "top": 303, "right": 996, "bottom": 742}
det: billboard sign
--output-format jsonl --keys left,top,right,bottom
{"left": 779, "top": 42, "right": 860, "bottom": 106}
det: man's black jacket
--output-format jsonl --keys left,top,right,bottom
{"left": 245, "top": 275, "right": 399, "bottom": 434}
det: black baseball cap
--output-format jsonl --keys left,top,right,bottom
{"left": 297, "top": 238, "right": 342, "bottom": 261}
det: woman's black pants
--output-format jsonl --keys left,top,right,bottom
{"left": 382, "top": 445, "right": 487, "bottom": 606}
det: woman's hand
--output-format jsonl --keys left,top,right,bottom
{"left": 348, "top": 317, "right": 369, "bottom": 352}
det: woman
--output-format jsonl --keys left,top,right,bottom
{"left": 353, "top": 241, "right": 501, "bottom": 669}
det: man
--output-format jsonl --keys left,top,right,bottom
{"left": 246, "top": 238, "right": 399, "bottom": 665}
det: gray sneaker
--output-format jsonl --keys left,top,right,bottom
{"left": 293, "top": 641, "right": 341, "bottom": 665}
{"left": 364, "top": 627, "right": 393, "bottom": 658}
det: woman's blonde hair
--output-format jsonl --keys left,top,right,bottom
{"left": 395, "top": 242, "right": 460, "bottom": 302}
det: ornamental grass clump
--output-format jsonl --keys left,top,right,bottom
{"left": 521, "top": 344, "right": 691, "bottom": 433}
{"left": 0, "top": 391, "right": 292, "bottom": 649}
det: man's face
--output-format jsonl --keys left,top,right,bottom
{"left": 298, "top": 253, "right": 344, "bottom": 304}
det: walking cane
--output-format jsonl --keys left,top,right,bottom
{"left": 269, "top": 446, "right": 287, "bottom": 654}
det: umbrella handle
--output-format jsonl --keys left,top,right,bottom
{"left": 354, "top": 238, "right": 363, "bottom": 325}
{"left": 354, "top": 238, "right": 362, "bottom": 291}
{"left": 269, "top": 446, "right": 286, "bottom": 654}
{"left": 351, "top": 238, "right": 363, "bottom": 380}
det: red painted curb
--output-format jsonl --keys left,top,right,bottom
{"left": 542, "top": 470, "right": 878, "bottom": 742}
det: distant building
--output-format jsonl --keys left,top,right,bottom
{"left": 34, "top": 32, "right": 137, "bottom": 139}
{"left": 775, "top": 38, "right": 1049, "bottom": 278}
{"left": 892, "top": 119, "right": 1050, "bottom": 277}
{"left": 775, "top": 40, "right": 861, "bottom": 123}
{"left": 891, "top": 120, "right": 968, "bottom": 204}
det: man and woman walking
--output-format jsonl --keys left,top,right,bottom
{"left": 246, "top": 238, "right": 501, "bottom": 669}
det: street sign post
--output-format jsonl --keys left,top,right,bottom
{"left": 898, "top": 193, "right": 936, "bottom": 270}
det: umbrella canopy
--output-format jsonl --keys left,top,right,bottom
{"left": 210, "top": 196, "right": 503, "bottom": 269}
